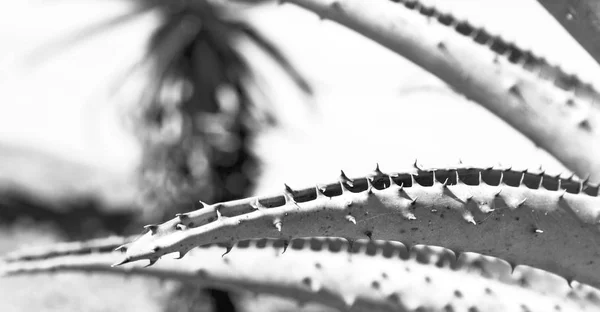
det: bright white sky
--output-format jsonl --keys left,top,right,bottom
{"left": 0, "top": 0, "right": 598, "bottom": 201}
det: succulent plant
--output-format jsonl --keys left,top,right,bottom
{"left": 4, "top": 0, "right": 600, "bottom": 311}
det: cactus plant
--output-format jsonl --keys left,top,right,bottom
{"left": 4, "top": 0, "right": 600, "bottom": 311}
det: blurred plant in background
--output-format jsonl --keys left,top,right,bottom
{"left": 108, "top": 0, "right": 311, "bottom": 220}
{"left": 0, "top": 0, "right": 310, "bottom": 311}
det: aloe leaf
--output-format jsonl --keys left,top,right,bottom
{"left": 114, "top": 165, "right": 600, "bottom": 288}
{"left": 3, "top": 237, "right": 599, "bottom": 312}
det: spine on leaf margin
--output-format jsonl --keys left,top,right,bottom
{"left": 284, "top": 0, "right": 600, "bottom": 183}
{"left": 115, "top": 164, "right": 600, "bottom": 288}
{"left": 3, "top": 237, "right": 600, "bottom": 312}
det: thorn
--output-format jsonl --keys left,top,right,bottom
{"left": 176, "top": 224, "right": 188, "bottom": 231}
{"left": 580, "top": 176, "right": 590, "bottom": 192}
{"left": 410, "top": 174, "right": 418, "bottom": 185}
{"left": 222, "top": 245, "right": 233, "bottom": 257}
{"left": 216, "top": 207, "right": 224, "bottom": 220}
{"left": 398, "top": 183, "right": 414, "bottom": 201}
{"left": 494, "top": 189, "right": 502, "bottom": 197}
{"left": 466, "top": 194, "right": 474, "bottom": 201}
{"left": 111, "top": 257, "right": 131, "bottom": 267}
{"left": 498, "top": 170, "right": 504, "bottom": 185}
{"left": 198, "top": 201, "right": 210, "bottom": 209}
{"left": 345, "top": 215, "right": 357, "bottom": 225}
{"left": 373, "top": 163, "right": 383, "bottom": 175}
{"left": 283, "top": 185, "right": 296, "bottom": 204}
{"left": 464, "top": 213, "right": 477, "bottom": 225}
{"left": 478, "top": 171, "right": 483, "bottom": 184}
{"left": 364, "top": 230, "right": 373, "bottom": 240}
{"left": 558, "top": 189, "right": 567, "bottom": 199}
{"left": 250, "top": 198, "right": 266, "bottom": 210}
{"left": 508, "top": 198, "right": 527, "bottom": 209}
{"left": 114, "top": 244, "right": 128, "bottom": 252}
{"left": 340, "top": 180, "right": 352, "bottom": 193}
{"left": 413, "top": 159, "right": 422, "bottom": 171}
{"left": 387, "top": 174, "right": 394, "bottom": 187}
{"left": 144, "top": 258, "right": 158, "bottom": 268}
{"left": 175, "top": 213, "right": 188, "bottom": 219}
{"left": 316, "top": 185, "right": 327, "bottom": 198}
{"left": 441, "top": 177, "right": 449, "bottom": 187}
{"left": 282, "top": 240, "right": 290, "bottom": 254}
{"left": 284, "top": 183, "right": 295, "bottom": 196}
{"left": 339, "top": 170, "right": 354, "bottom": 187}
{"left": 175, "top": 250, "right": 190, "bottom": 259}
{"left": 366, "top": 178, "right": 374, "bottom": 194}
{"left": 274, "top": 220, "right": 283, "bottom": 232}
{"left": 143, "top": 224, "right": 158, "bottom": 235}
{"left": 519, "top": 171, "right": 526, "bottom": 185}
{"left": 410, "top": 197, "right": 418, "bottom": 205}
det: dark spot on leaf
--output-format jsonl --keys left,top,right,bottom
{"left": 371, "top": 281, "right": 380, "bottom": 289}
{"left": 579, "top": 120, "right": 592, "bottom": 132}
{"left": 454, "top": 290, "right": 463, "bottom": 298}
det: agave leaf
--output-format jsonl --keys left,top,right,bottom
{"left": 538, "top": 0, "right": 600, "bottom": 66}
{"left": 115, "top": 165, "right": 600, "bottom": 288}
{"left": 283, "top": 0, "right": 600, "bottom": 184}
{"left": 4, "top": 237, "right": 599, "bottom": 312}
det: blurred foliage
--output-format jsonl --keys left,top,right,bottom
{"left": 1, "top": 1, "right": 309, "bottom": 311}
{"left": 127, "top": 0, "right": 310, "bottom": 220}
